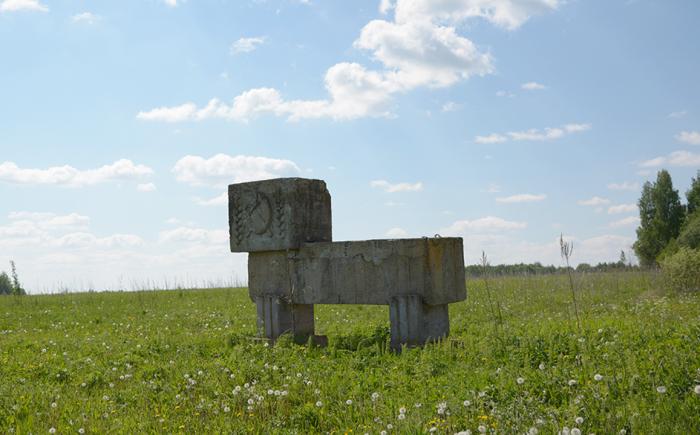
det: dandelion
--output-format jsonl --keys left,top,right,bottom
{"left": 456, "top": 431, "right": 472, "bottom": 435}
{"left": 694, "top": 385, "right": 700, "bottom": 395}
{"left": 478, "top": 391, "right": 486, "bottom": 398}
{"left": 247, "top": 398, "right": 254, "bottom": 405}
{"left": 561, "top": 427, "right": 570, "bottom": 435}
{"left": 387, "top": 424, "right": 393, "bottom": 430}
{"left": 78, "top": 429, "right": 85, "bottom": 434}
{"left": 48, "top": 428, "right": 56, "bottom": 434}
{"left": 656, "top": 386, "right": 667, "bottom": 394}
{"left": 371, "top": 392, "right": 380, "bottom": 401}
{"left": 414, "top": 403, "right": 422, "bottom": 408}
{"left": 463, "top": 400, "right": 471, "bottom": 406}
{"left": 594, "top": 374, "right": 603, "bottom": 381}
{"left": 398, "top": 413, "right": 405, "bottom": 420}
{"left": 346, "top": 399, "right": 353, "bottom": 405}
{"left": 267, "top": 389, "right": 274, "bottom": 395}
{"left": 571, "top": 428, "right": 581, "bottom": 435}
{"left": 429, "top": 428, "right": 437, "bottom": 433}
{"left": 568, "top": 379, "right": 577, "bottom": 386}
{"left": 437, "top": 402, "right": 447, "bottom": 415}
{"left": 575, "top": 416, "right": 584, "bottom": 424}
{"left": 399, "top": 407, "right": 406, "bottom": 414}
{"left": 315, "top": 401, "right": 323, "bottom": 408}
{"left": 529, "top": 428, "right": 539, "bottom": 435}
{"left": 380, "top": 431, "right": 387, "bottom": 435}
{"left": 102, "top": 395, "right": 109, "bottom": 401}
{"left": 478, "top": 425, "right": 487, "bottom": 433}
{"left": 517, "top": 377, "right": 525, "bottom": 385}
{"left": 51, "top": 402, "right": 57, "bottom": 408}
{"left": 539, "top": 363, "right": 546, "bottom": 370}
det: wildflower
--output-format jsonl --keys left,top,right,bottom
{"left": 414, "top": 403, "right": 422, "bottom": 408}
{"left": 463, "top": 400, "right": 471, "bottom": 406}
{"left": 380, "top": 431, "right": 387, "bottom": 435}
{"left": 456, "top": 431, "right": 472, "bottom": 435}
{"left": 102, "top": 395, "right": 109, "bottom": 401}
{"left": 517, "top": 377, "right": 525, "bottom": 385}
{"left": 575, "top": 416, "right": 584, "bottom": 424}
{"left": 399, "top": 407, "right": 406, "bottom": 414}
{"left": 49, "top": 428, "right": 56, "bottom": 434}
{"left": 429, "top": 428, "right": 437, "bottom": 433}
{"left": 267, "top": 389, "right": 274, "bottom": 395}
{"left": 78, "top": 429, "right": 85, "bottom": 434}
{"left": 51, "top": 402, "right": 57, "bottom": 409}
{"left": 694, "top": 385, "right": 700, "bottom": 395}
{"left": 656, "top": 385, "right": 667, "bottom": 393}
{"left": 223, "top": 406, "right": 230, "bottom": 413}
{"left": 619, "top": 430, "right": 627, "bottom": 434}
{"left": 316, "top": 401, "right": 322, "bottom": 407}
{"left": 398, "top": 414, "right": 405, "bottom": 420}
{"left": 247, "top": 398, "right": 254, "bottom": 405}
{"left": 529, "top": 428, "right": 538, "bottom": 435}
{"left": 539, "top": 363, "right": 546, "bottom": 370}
{"left": 387, "top": 424, "right": 393, "bottom": 430}
{"left": 594, "top": 374, "right": 603, "bottom": 381}
{"left": 436, "top": 402, "right": 447, "bottom": 415}
{"left": 478, "top": 391, "right": 486, "bottom": 398}
{"left": 371, "top": 392, "right": 380, "bottom": 401}
{"left": 571, "top": 429, "right": 581, "bottom": 435}
{"left": 478, "top": 425, "right": 487, "bottom": 433}
{"left": 346, "top": 399, "right": 353, "bottom": 405}
{"left": 568, "top": 379, "right": 577, "bottom": 386}
{"left": 561, "top": 427, "right": 570, "bottom": 435}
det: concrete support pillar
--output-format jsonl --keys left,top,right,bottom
{"left": 255, "top": 295, "right": 316, "bottom": 344}
{"left": 389, "top": 295, "right": 449, "bottom": 350}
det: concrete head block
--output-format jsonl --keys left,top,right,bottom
{"left": 229, "top": 178, "right": 332, "bottom": 252}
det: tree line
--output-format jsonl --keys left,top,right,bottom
{"left": 0, "top": 261, "right": 26, "bottom": 296}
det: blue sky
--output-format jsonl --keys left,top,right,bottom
{"left": 1, "top": 0, "right": 699, "bottom": 292}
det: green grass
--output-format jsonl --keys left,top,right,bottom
{"left": 1, "top": 272, "right": 700, "bottom": 434}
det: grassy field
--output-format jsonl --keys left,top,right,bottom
{"left": 1, "top": 272, "right": 700, "bottom": 434}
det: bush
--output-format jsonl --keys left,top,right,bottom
{"left": 661, "top": 247, "right": 700, "bottom": 292}
{"left": 678, "top": 212, "right": 700, "bottom": 249}
{"left": 0, "top": 272, "right": 12, "bottom": 295}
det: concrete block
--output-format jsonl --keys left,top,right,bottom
{"left": 229, "top": 178, "right": 332, "bottom": 252}
{"left": 389, "top": 295, "right": 449, "bottom": 350}
{"left": 255, "top": 295, "right": 316, "bottom": 344}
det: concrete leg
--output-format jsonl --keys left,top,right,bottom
{"left": 255, "top": 295, "right": 316, "bottom": 344}
{"left": 389, "top": 295, "right": 449, "bottom": 350}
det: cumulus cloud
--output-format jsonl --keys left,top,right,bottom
{"left": 195, "top": 192, "right": 228, "bottom": 207}
{"left": 521, "top": 81, "right": 547, "bottom": 90}
{"left": 370, "top": 179, "right": 423, "bottom": 193}
{"left": 138, "top": 0, "right": 561, "bottom": 123}
{"left": 608, "top": 204, "right": 636, "bottom": 215}
{"left": 0, "top": 159, "right": 153, "bottom": 187}
{"left": 475, "top": 123, "right": 590, "bottom": 143}
{"left": 441, "top": 216, "right": 527, "bottom": 234}
{"left": 442, "top": 101, "right": 462, "bottom": 112}
{"left": 172, "top": 154, "right": 301, "bottom": 188}
{"left": 496, "top": 193, "right": 546, "bottom": 203}
{"left": 72, "top": 12, "right": 100, "bottom": 24}
{"left": 640, "top": 150, "right": 700, "bottom": 168}
{"left": 230, "top": 36, "right": 266, "bottom": 54}
{"left": 676, "top": 131, "right": 700, "bottom": 145}
{"left": 0, "top": 0, "right": 48, "bottom": 12}
{"left": 578, "top": 196, "right": 610, "bottom": 206}
{"left": 159, "top": 226, "right": 228, "bottom": 244}
{"left": 607, "top": 181, "right": 639, "bottom": 191}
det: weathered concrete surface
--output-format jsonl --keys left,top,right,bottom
{"left": 248, "top": 238, "right": 466, "bottom": 306}
{"left": 389, "top": 295, "right": 449, "bottom": 348}
{"left": 255, "top": 295, "right": 316, "bottom": 344}
{"left": 229, "top": 178, "right": 331, "bottom": 252}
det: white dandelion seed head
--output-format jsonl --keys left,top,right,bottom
{"left": 371, "top": 392, "right": 380, "bottom": 401}
{"left": 399, "top": 407, "right": 406, "bottom": 414}
{"left": 656, "top": 386, "right": 667, "bottom": 393}
{"left": 51, "top": 402, "right": 57, "bottom": 408}
{"left": 594, "top": 374, "right": 603, "bottom": 381}
{"left": 381, "top": 431, "right": 387, "bottom": 435}
{"left": 315, "top": 401, "right": 322, "bottom": 407}
{"left": 387, "top": 424, "right": 393, "bottom": 429}
{"left": 575, "top": 416, "right": 584, "bottom": 424}
{"left": 48, "top": 428, "right": 56, "bottom": 434}
{"left": 571, "top": 428, "right": 581, "bottom": 435}
{"left": 463, "top": 400, "right": 471, "bottom": 406}
{"left": 478, "top": 425, "right": 487, "bottom": 433}
{"left": 78, "top": 429, "right": 85, "bottom": 434}
{"left": 414, "top": 403, "right": 422, "bottom": 408}
{"left": 346, "top": 399, "right": 353, "bottom": 405}
{"left": 568, "top": 379, "right": 577, "bottom": 386}
{"left": 398, "top": 413, "right": 405, "bottom": 420}
{"left": 517, "top": 377, "right": 525, "bottom": 385}
{"left": 529, "top": 427, "right": 539, "bottom": 435}
{"left": 539, "top": 363, "right": 545, "bottom": 370}
{"left": 694, "top": 385, "right": 700, "bottom": 395}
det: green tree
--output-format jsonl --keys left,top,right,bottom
{"left": 0, "top": 272, "right": 12, "bottom": 295}
{"left": 687, "top": 170, "right": 700, "bottom": 216}
{"left": 678, "top": 212, "right": 700, "bottom": 249}
{"left": 633, "top": 170, "right": 685, "bottom": 267}
{"left": 9, "top": 261, "right": 26, "bottom": 296}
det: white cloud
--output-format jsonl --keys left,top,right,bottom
{"left": 496, "top": 193, "right": 546, "bottom": 203}
{"left": 393, "top": 0, "right": 560, "bottom": 31}
{"left": 172, "top": 154, "right": 301, "bottom": 188}
{"left": 441, "top": 216, "right": 527, "bottom": 234}
{"left": 51, "top": 232, "right": 144, "bottom": 249}
{"left": 0, "top": 0, "right": 48, "bottom": 12}
{"left": 483, "top": 183, "right": 501, "bottom": 193}
{"left": 608, "top": 204, "right": 636, "bottom": 215}
{"left": 137, "top": 103, "right": 197, "bottom": 123}
{"left": 162, "top": 0, "right": 180, "bottom": 7}
{"left": 386, "top": 227, "right": 408, "bottom": 238}
{"left": 676, "top": 131, "right": 700, "bottom": 145}
{"left": 578, "top": 196, "right": 610, "bottom": 206}
{"left": 230, "top": 36, "right": 266, "bottom": 54}
{"left": 640, "top": 150, "right": 700, "bottom": 168}
{"left": 521, "top": 81, "right": 546, "bottom": 90}
{"left": 496, "top": 90, "right": 515, "bottom": 98}
{"left": 442, "top": 101, "right": 462, "bottom": 112}
{"left": 137, "top": 183, "right": 157, "bottom": 192}
{"left": 475, "top": 133, "right": 508, "bottom": 144}
{"left": 475, "top": 123, "right": 590, "bottom": 143}
{"left": 7, "top": 211, "right": 90, "bottom": 232}
{"left": 370, "top": 179, "right": 423, "bottom": 193}
{"left": 609, "top": 216, "right": 640, "bottom": 228}
{"left": 607, "top": 181, "right": 639, "bottom": 191}
{"left": 72, "top": 12, "right": 100, "bottom": 24}
{"left": 0, "top": 159, "right": 153, "bottom": 187}
{"left": 355, "top": 18, "right": 494, "bottom": 88}
{"left": 379, "top": 0, "right": 395, "bottom": 14}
